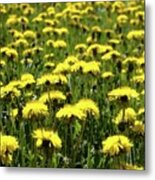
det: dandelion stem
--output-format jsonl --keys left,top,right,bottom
{"left": 72, "top": 120, "right": 86, "bottom": 167}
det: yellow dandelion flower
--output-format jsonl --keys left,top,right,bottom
{"left": 39, "top": 90, "right": 66, "bottom": 103}
{"left": 138, "top": 107, "right": 145, "bottom": 116}
{"left": 32, "top": 46, "right": 43, "bottom": 54}
{"left": 44, "top": 62, "right": 55, "bottom": 69}
{"left": 81, "top": 6, "right": 94, "bottom": 15}
{"left": 101, "top": 50, "right": 121, "bottom": 61}
{"left": 125, "top": 6, "right": 141, "bottom": 14}
{"left": 20, "top": 79, "right": 36, "bottom": 89}
{"left": 21, "top": 58, "right": 33, "bottom": 65}
{"left": 0, "top": 134, "right": 19, "bottom": 165}
{"left": 22, "top": 48, "right": 33, "bottom": 57}
{"left": 102, "top": 135, "right": 133, "bottom": 156}
{"left": 0, "top": 153, "right": 13, "bottom": 165}
{"left": 46, "top": 39, "right": 54, "bottom": 47}
{"left": 136, "top": 56, "right": 145, "bottom": 66}
{"left": 6, "top": 15, "right": 18, "bottom": 26}
{"left": 23, "top": 7, "right": 34, "bottom": 15}
{"left": 21, "top": 73, "right": 34, "bottom": 81}
{"left": 101, "top": 71, "right": 114, "bottom": 79}
{"left": 45, "top": 19, "right": 58, "bottom": 26}
{"left": 14, "top": 38, "right": 29, "bottom": 48}
{"left": 0, "top": 134, "right": 19, "bottom": 154}
{"left": 0, "top": 81, "right": 3, "bottom": 86}
{"left": 19, "top": 73, "right": 35, "bottom": 88}
{"left": 71, "top": 60, "right": 87, "bottom": 73}
{"left": 112, "top": 2, "right": 125, "bottom": 13}
{"left": 76, "top": 99, "right": 100, "bottom": 119}
{"left": 86, "top": 44, "right": 112, "bottom": 56}
{"left": 32, "top": 16, "right": 43, "bottom": 23}
{"left": 56, "top": 104, "right": 86, "bottom": 121}
{"left": 135, "top": 69, "right": 144, "bottom": 76}
{"left": 104, "top": 29, "right": 114, "bottom": 38}
{"left": 135, "top": 11, "right": 144, "bottom": 21}
{"left": 32, "top": 129, "right": 62, "bottom": 149}
{"left": 141, "top": 89, "right": 145, "bottom": 95}
{"left": 1, "top": 85, "right": 21, "bottom": 99}
{"left": 70, "top": 14, "right": 81, "bottom": 22}
{"left": 127, "top": 30, "right": 144, "bottom": 40}
{"left": 38, "top": 12, "right": 47, "bottom": 19}
{"left": 121, "top": 68, "right": 127, "bottom": 74}
{"left": 42, "top": 26, "right": 53, "bottom": 34}
{"left": 53, "top": 40, "right": 67, "bottom": 48}
{"left": 1, "top": 47, "right": 9, "bottom": 54}
{"left": 1, "top": 47, "right": 18, "bottom": 60}
{"left": 86, "top": 44, "right": 100, "bottom": 55}
{"left": 18, "top": 16, "right": 29, "bottom": 24}
{"left": 79, "top": 24, "right": 89, "bottom": 33}
{"left": 9, "top": 29, "right": 24, "bottom": 39}
{"left": 130, "top": 19, "right": 140, "bottom": 26}
{"left": 37, "top": 73, "right": 68, "bottom": 86}
{"left": 23, "top": 30, "right": 36, "bottom": 39}
{"left": 53, "top": 62, "right": 71, "bottom": 74}
{"left": 114, "top": 107, "right": 137, "bottom": 125}
{"left": 0, "top": 5, "right": 6, "bottom": 14}
{"left": 64, "top": 56, "right": 79, "bottom": 65}
{"left": 10, "top": 108, "right": 18, "bottom": 119}
{"left": 75, "top": 44, "right": 87, "bottom": 52}
{"left": 92, "top": 26, "right": 102, "bottom": 33}
{"left": 44, "top": 53, "right": 54, "bottom": 61}
{"left": 47, "top": 6, "right": 55, "bottom": 16}
{"left": 117, "top": 14, "right": 128, "bottom": 25}
{"left": 99, "top": 45, "right": 113, "bottom": 54}
{"left": 86, "top": 36, "right": 96, "bottom": 44}
{"left": 0, "top": 60, "right": 6, "bottom": 67}
{"left": 22, "top": 101, "right": 49, "bottom": 119}
{"left": 123, "top": 56, "right": 138, "bottom": 65}
{"left": 55, "top": 12, "right": 65, "bottom": 19}
{"left": 108, "top": 39, "right": 120, "bottom": 45}
{"left": 82, "top": 61, "right": 100, "bottom": 75}
{"left": 7, "top": 80, "right": 21, "bottom": 88}
{"left": 131, "top": 120, "right": 144, "bottom": 135}
{"left": 122, "top": 163, "right": 144, "bottom": 170}
{"left": 54, "top": 27, "right": 69, "bottom": 36}
{"left": 131, "top": 74, "right": 144, "bottom": 83}
{"left": 108, "top": 86, "right": 139, "bottom": 101}
{"left": 19, "top": 4, "right": 30, "bottom": 10}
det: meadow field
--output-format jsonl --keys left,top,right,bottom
{"left": 0, "top": 0, "right": 145, "bottom": 169}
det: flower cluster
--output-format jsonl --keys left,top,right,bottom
{"left": 0, "top": 0, "right": 144, "bottom": 169}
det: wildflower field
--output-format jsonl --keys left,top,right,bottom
{"left": 0, "top": 1, "right": 145, "bottom": 169}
